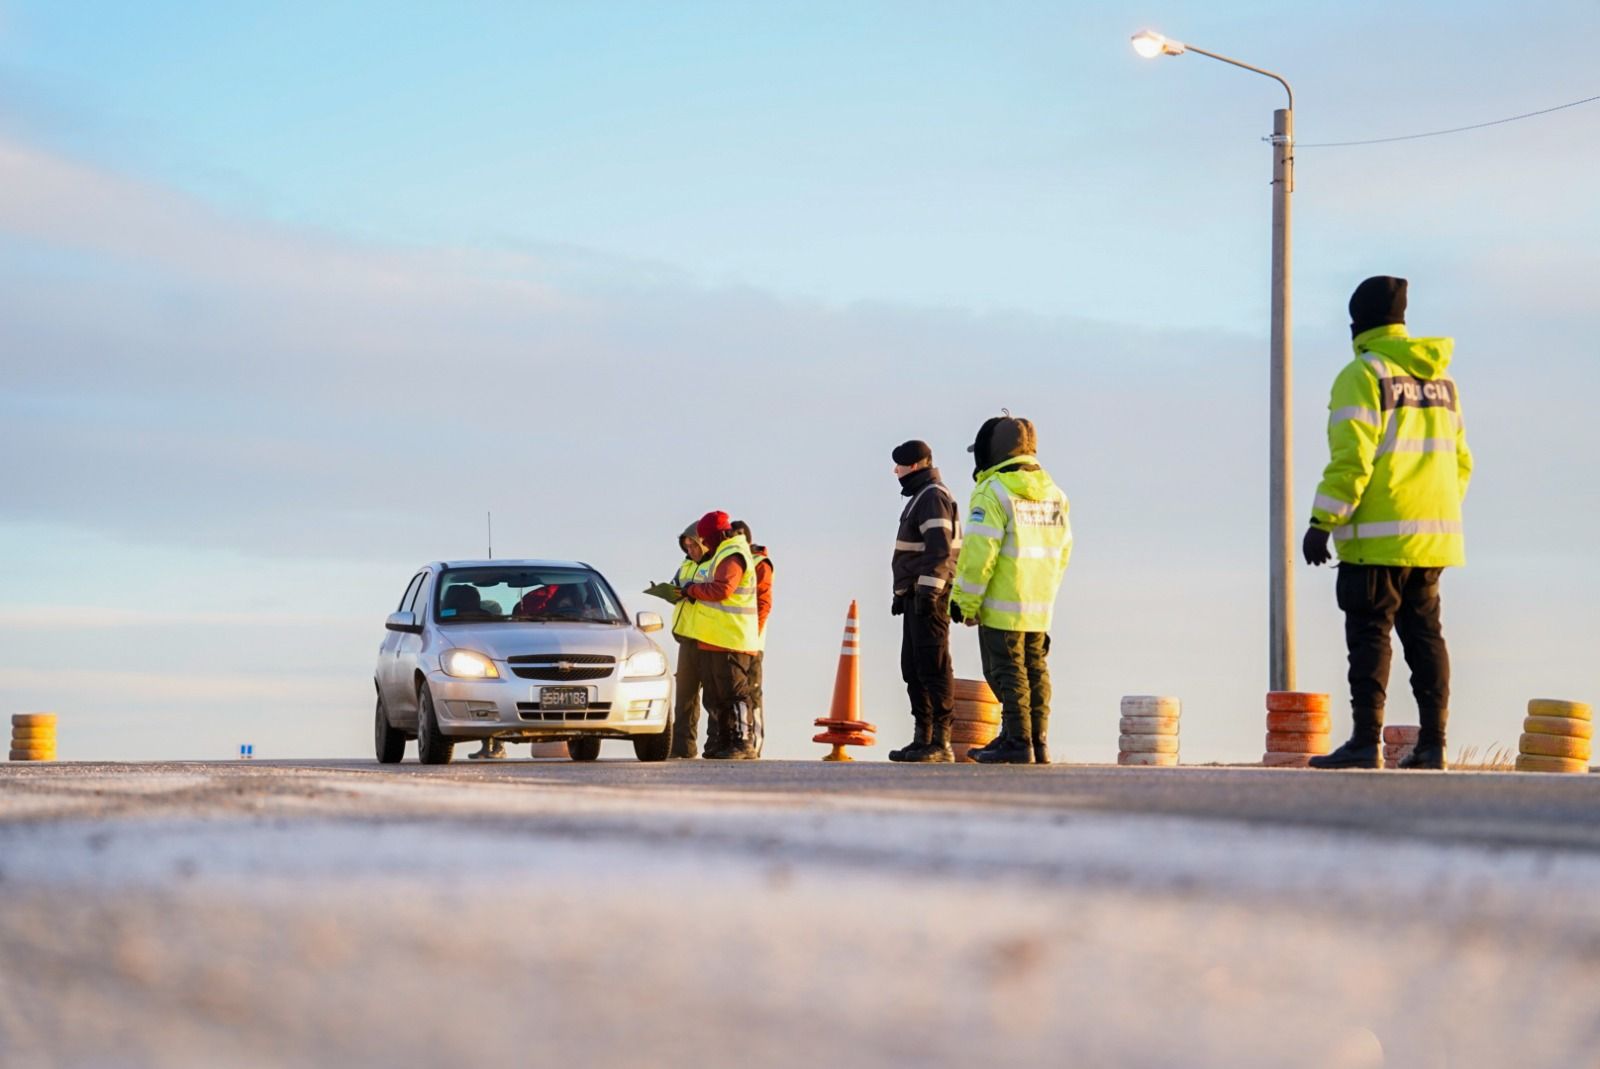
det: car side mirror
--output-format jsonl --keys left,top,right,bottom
{"left": 636, "top": 611, "right": 664, "bottom": 633}
{"left": 386, "top": 611, "right": 423, "bottom": 634}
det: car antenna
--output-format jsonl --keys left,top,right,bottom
{"left": 487, "top": 511, "right": 493, "bottom": 560}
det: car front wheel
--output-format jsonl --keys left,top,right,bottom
{"left": 632, "top": 712, "right": 673, "bottom": 763}
{"left": 569, "top": 736, "right": 602, "bottom": 762}
{"left": 415, "top": 682, "right": 454, "bottom": 765}
{"left": 375, "top": 693, "right": 406, "bottom": 764}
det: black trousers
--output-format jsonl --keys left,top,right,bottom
{"left": 671, "top": 636, "right": 703, "bottom": 757}
{"left": 749, "top": 651, "right": 765, "bottom": 756}
{"left": 1337, "top": 564, "right": 1450, "bottom": 729}
{"left": 900, "top": 603, "right": 955, "bottom": 731}
{"left": 978, "top": 626, "right": 1051, "bottom": 744}
{"left": 699, "top": 648, "right": 757, "bottom": 753}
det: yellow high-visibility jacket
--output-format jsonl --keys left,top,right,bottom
{"left": 950, "top": 456, "right": 1072, "bottom": 631}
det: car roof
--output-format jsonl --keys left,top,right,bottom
{"left": 431, "top": 559, "right": 593, "bottom": 571}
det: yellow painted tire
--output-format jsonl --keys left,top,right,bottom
{"left": 1527, "top": 699, "right": 1591, "bottom": 722}
{"left": 952, "top": 699, "right": 1001, "bottom": 726}
{"left": 1515, "top": 753, "right": 1590, "bottom": 774}
{"left": 11, "top": 713, "right": 57, "bottom": 728}
{"left": 1524, "top": 716, "right": 1593, "bottom": 739}
{"left": 1519, "top": 733, "right": 1592, "bottom": 761}
{"left": 1119, "top": 715, "right": 1180, "bottom": 736}
{"left": 9, "top": 749, "right": 56, "bottom": 761}
{"left": 10, "top": 727, "right": 56, "bottom": 742}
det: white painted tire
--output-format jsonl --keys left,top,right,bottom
{"left": 1119, "top": 734, "right": 1179, "bottom": 754}
{"left": 1119, "top": 715, "right": 1179, "bottom": 736}
{"left": 1117, "top": 751, "right": 1178, "bottom": 767}
{"left": 1120, "top": 696, "right": 1180, "bottom": 717}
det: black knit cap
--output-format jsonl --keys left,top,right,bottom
{"left": 891, "top": 440, "right": 932, "bottom": 465}
{"left": 1349, "top": 276, "right": 1408, "bottom": 338}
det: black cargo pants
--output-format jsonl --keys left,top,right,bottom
{"left": 670, "top": 636, "right": 704, "bottom": 757}
{"left": 698, "top": 647, "right": 758, "bottom": 755}
{"left": 1337, "top": 564, "right": 1450, "bottom": 732}
{"left": 901, "top": 601, "right": 955, "bottom": 733}
{"left": 978, "top": 626, "right": 1051, "bottom": 744}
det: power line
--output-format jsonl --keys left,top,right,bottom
{"left": 1297, "top": 92, "right": 1600, "bottom": 148}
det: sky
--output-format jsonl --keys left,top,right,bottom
{"left": 1, "top": 1, "right": 1597, "bottom": 763}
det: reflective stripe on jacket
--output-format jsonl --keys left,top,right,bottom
{"left": 678, "top": 534, "right": 760, "bottom": 652}
{"left": 1310, "top": 324, "right": 1472, "bottom": 567}
{"left": 950, "top": 455, "right": 1072, "bottom": 631}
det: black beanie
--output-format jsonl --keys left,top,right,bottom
{"left": 967, "top": 416, "right": 1004, "bottom": 474}
{"left": 891, "top": 440, "right": 932, "bottom": 466}
{"left": 1349, "top": 276, "right": 1407, "bottom": 338}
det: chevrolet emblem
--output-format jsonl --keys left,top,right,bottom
{"left": 557, "top": 661, "right": 573, "bottom": 675}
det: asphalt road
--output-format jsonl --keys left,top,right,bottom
{"left": 2, "top": 760, "right": 1598, "bottom": 1068}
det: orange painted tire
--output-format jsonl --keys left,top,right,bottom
{"left": 951, "top": 721, "right": 999, "bottom": 745}
{"left": 953, "top": 700, "right": 1002, "bottom": 726}
{"left": 10, "top": 726, "right": 57, "bottom": 742}
{"left": 1119, "top": 734, "right": 1178, "bottom": 754}
{"left": 1117, "top": 751, "right": 1178, "bottom": 767}
{"left": 1265, "top": 732, "right": 1330, "bottom": 754}
{"left": 1381, "top": 725, "right": 1420, "bottom": 744}
{"left": 1527, "top": 699, "right": 1591, "bottom": 722}
{"left": 1524, "top": 716, "right": 1593, "bottom": 739}
{"left": 953, "top": 678, "right": 997, "bottom": 704}
{"left": 11, "top": 713, "right": 56, "bottom": 728}
{"left": 1515, "top": 754, "right": 1589, "bottom": 774}
{"left": 1262, "top": 752, "right": 1314, "bottom": 768}
{"left": 1119, "top": 715, "right": 1179, "bottom": 736}
{"left": 1266, "top": 711, "right": 1331, "bottom": 734}
{"left": 1519, "top": 733, "right": 1592, "bottom": 761}
{"left": 1266, "top": 692, "right": 1330, "bottom": 714}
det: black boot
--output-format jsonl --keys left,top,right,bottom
{"left": 702, "top": 706, "right": 733, "bottom": 759}
{"left": 964, "top": 727, "right": 1007, "bottom": 761}
{"left": 888, "top": 716, "right": 930, "bottom": 762}
{"left": 1031, "top": 712, "right": 1049, "bottom": 765}
{"left": 909, "top": 718, "right": 953, "bottom": 763}
{"left": 973, "top": 736, "right": 1035, "bottom": 764}
{"left": 725, "top": 703, "right": 760, "bottom": 760}
{"left": 1309, "top": 708, "right": 1382, "bottom": 770}
{"left": 1400, "top": 709, "right": 1448, "bottom": 770}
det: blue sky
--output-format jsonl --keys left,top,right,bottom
{"left": 1, "top": 1, "right": 1596, "bottom": 761}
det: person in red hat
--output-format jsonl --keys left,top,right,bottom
{"left": 677, "top": 511, "right": 762, "bottom": 759}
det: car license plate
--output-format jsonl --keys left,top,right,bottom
{"left": 539, "top": 686, "right": 589, "bottom": 711}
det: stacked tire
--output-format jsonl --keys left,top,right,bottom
{"left": 951, "top": 678, "right": 1000, "bottom": 762}
{"left": 1516, "top": 699, "right": 1592, "bottom": 774}
{"left": 1118, "top": 696, "right": 1180, "bottom": 767}
{"left": 1382, "top": 725, "right": 1419, "bottom": 768}
{"left": 10, "top": 713, "right": 57, "bottom": 762}
{"left": 1264, "top": 693, "right": 1331, "bottom": 768}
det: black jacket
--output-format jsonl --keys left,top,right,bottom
{"left": 892, "top": 467, "right": 961, "bottom": 597}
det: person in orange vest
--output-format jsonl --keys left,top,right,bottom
{"left": 679, "top": 511, "right": 761, "bottom": 760}
{"left": 731, "top": 520, "right": 772, "bottom": 756}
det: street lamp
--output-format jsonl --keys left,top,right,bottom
{"left": 1132, "top": 29, "right": 1298, "bottom": 693}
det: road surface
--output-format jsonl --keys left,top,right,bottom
{"left": 2, "top": 759, "right": 1597, "bottom": 1068}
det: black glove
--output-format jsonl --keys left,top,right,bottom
{"left": 1303, "top": 526, "right": 1332, "bottom": 567}
{"left": 914, "top": 588, "right": 935, "bottom": 617}
{"left": 891, "top": 593, "right": 905, "bottom": 616}
{"left": 950, "top": 601, "right": 964, "bottom": 624}
{"left": 679, "top": 585, "right": 698, "bottom": 602}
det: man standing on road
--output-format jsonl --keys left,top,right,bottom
{"left": 1305, "top": 276, "right": 1473, "bottom": 772}
{"left": 887, "top": 440, "right": 962, "bottom": 763}
{"left": 731, "top": 520, "right": 773, "bottom": 758}
{"left": 679, "top": 511, "right": 761, "bottom": 760}
{"left": 951, "top": 415, "right": 1072, "bottom": 765}
{"left": 668, "top": 522, "right": 710, "bottom": 759}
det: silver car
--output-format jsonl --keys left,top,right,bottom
{"left": 373, "top": 559, "right": 673, "bottom": 764}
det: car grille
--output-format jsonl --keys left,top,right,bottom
{"left": 516, "top": 702, "right": 612, "bottom": 722}
{"left": 506, "top": 654, "right": 616, "bottom": 682}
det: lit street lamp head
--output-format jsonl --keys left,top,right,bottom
{"left": 1131, "top": 30, "right": 1185, "bottom": 58}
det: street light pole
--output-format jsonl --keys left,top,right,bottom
{"left": 1130, "top": 30, "right": 1297, "bottom": 691}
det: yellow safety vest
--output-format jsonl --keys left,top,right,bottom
{"left": 678, "top": 535, "right": 760, "bottom": 651}
{"left": 670, "top": 556, "right": 699, "bottom": 637}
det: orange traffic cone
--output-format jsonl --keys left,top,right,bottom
{"left": 813, "top": 601, "right": 877, "bottom": 761}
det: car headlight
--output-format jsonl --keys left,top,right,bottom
{"left": 441, "top": 648, "right": 500, "bottom": 679}
{"left": 622, "top": 648, "right": 668, "bottom": 679}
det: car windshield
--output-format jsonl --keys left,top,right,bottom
{"left": 434, "top": 567, "right": 626, "bottom": 625}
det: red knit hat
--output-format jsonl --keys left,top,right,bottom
{"left": 696, "top": 510, "right": 731, "bottom": 542}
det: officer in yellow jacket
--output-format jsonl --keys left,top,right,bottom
{"left": 950, "top": 414, "right": 1072, "bottom": 764}
{"left": 1305, "top": 276, "right": 1473, "bottom": 771}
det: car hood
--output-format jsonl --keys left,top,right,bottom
{"left": 432, "top": 621, "right": 645, "bottom": 663}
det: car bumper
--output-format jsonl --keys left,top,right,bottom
{"left": 428, "top": 672, "right": 672, "bottom": 738}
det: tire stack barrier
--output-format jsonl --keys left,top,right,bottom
{"left": 1382, "top": 725, "right": 1419, "bottom": 768}
{"left": 10, "top": 713, "right": 57, "bottom": 762}
{"left": 1516, "top": 699, "right": 1592, "bottom": 774}
{"left": 1118, "top": 696, "right": 1180, "bottom": 767}
{"left": 951, "top": 678, "right": 1000, "bottom": 762}
{"left": 1263, "top": 693, "right": 1331, "bottom": 768}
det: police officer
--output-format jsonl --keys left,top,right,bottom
{"left": 887, "top": 440, "right": 961, "bottom": 763}
{"left": 950, "top": 415, "right": 1072, "bottom": 765}
{"left": 1305, "top": 276, "right": 1473, "bottom": 771}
